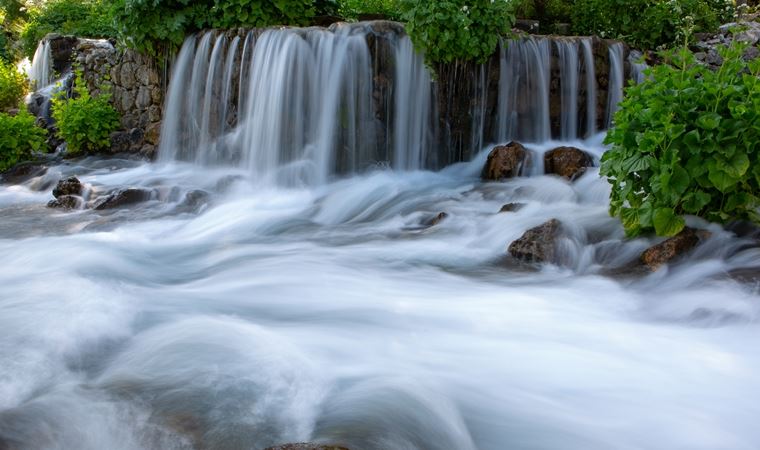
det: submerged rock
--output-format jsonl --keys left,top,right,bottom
{"left": 92, "top": 188, "right": 153, "bottom": 210}
{"left": 264, "top": 444, "right": 349, "bottom": 450}
{"left": 499, "top": 203, "right": 525, "bottom": 213}
{"left": 482, "top": 142, "right": 529, "bottom": 181}
{"left": 1, "top": 163, "right": 48, "bottom": 185}
{"left": 175, "top": 189, "right": 210, "bottom": 213}
{"left": 52, "top": 176, "right": 83, "bottom": 197}
{"left": 544, "top": 146, "right": 594, "bottom": 180}
{"left": 640, "top": 227, "right": 710, "bottom": 271}
{"left": 508, "top": 219, "right": 561, "bottom": 263}
{"left": 47, "top": 195, "right": 80, "bottom": 209}
{"left": 423, "top": 212, "right": 449, "bottom": 227}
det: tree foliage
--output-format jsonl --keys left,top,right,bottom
{"left": 601, "top": 42, "right": 760, "bottom": 237}
{"left": 0, "top": 109, "right": 46, "bottom": 171}
{"left": 0, "top": 57, "right": 26, "bottom": 110}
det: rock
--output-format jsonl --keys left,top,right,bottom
{"left": 514, "top": 19, "right": 540, "bottom": 34}
{"left": 508, "top": 219, "right": 561, "bottom": 263}
{"left": 482, "top": 142, "right": 529, "bottom": 181}
{"left": 92, "top": 188, "right": 153, "bottom": 210}
{"left": 1, "top": 163, "right": 48, "bottom": 184}
{"left": 499, "top": 203, "right": 525, "bottom": 213}
{"left": 264, "top": 444, "right": 349, "bottom": 450}
{"left": 120, "top": 63, "right": 136, "bottom": 89}
{"left": 110, "top": 131, "right": 131, "bottom": 153}
{"left": 47, "top": 195, "right": 80, "bottom": 209}
{"left": 136, "top": 86, "right": 152, "bottom": 109}
{"left": 544, "top": 146, "right": 594, "bottom": 180}
{"left": 176, "top": 190, "right": 210, "bottom": 213}
{"left": 640, "top": 227, "right": 710, "bottom": 271}
{"left": 129, "top": 128, "right": 144, "bottom": 149}
{"left": 52, "top": 176, "right": 82, "bottom": 198}
{"left": 423, "top": 212, "right": 448, "bottom": 227}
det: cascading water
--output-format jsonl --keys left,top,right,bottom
{"left": 580, "top": 39, "right": 597, "bottom": 137}
{"left": 629, "top": 49, "right": 649, "bottom": 84}
{"left": 555, "top": 39, "right": 580, "bottom": 140}
{"left": 496, "top": 37, "right": 552, "bottom": 143}
{"left": 606, "top": 43, "right": 625, "bottom": 128}
{"left": 28, "top": 41, "right": 52, "bottom": 91}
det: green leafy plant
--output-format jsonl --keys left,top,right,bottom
{"left": 339, "top": 0, "right": 401, "bottom": 20}
{"left": 601, "top": 42, "right": 760, "bottom": 237}
{"left": 572, "top": 0, "right": 733, "bottom": 49}
{"left": 0, "top": 109, "right": 47, "bottom": 171}
{"left": 20, "top": 0, "right": 117, "bottom": 58}
{"left": 0, "top": 58, "right": 26, "bottom": 110}
{"left": 400, "top": 0, "right": 514, "bottom": 66}
{"left": 52, "top": 73, "right": 119, "bottom": 155}
{"left": 209, "top": 0, "right": 315, "bottom": 28}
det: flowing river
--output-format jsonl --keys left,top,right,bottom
{"left": 1, "top": 136, "right": 760, "bottom": 450}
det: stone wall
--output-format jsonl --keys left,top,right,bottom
{"left": 77, "top": 41, "right": 163, "bottom": 158}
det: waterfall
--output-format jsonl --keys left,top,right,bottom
{"left": 555, "top": 39, "right": 580, "bottom": 140}
{"left": 28, "top": 41, "right": 52, "bottom": 91}
{"left": 606, "top": 43, "right": 625, "bottom": 128}
{"left": 392, "top": 36, "right": 434, "bottom": 171}
{"left": 496, "top": 37, "right": 551, "bottom": 143}
{"left": 580, "top": 39, "right": 597, "bottom": 137}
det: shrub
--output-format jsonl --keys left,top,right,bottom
{"left": 339, "top": 0, "right": 401, "bottom": 20}
{"left": 572, "top": 0, "right": 733, "bottom": 49}
{"left": 52, "top": 73, "right": 119, "bottom": 155}
{"left": 601, "top": 43, "right": 760, "bottom": 237}
{"left": 0, "top": 109, "right": 47, "bottom": 171}
{"left": 209, "top": 0, "right": 315, "bottom": 28}
{"left": 400, "top": 0, "right": 514, "bottom": 66}
{"left": 20, "top": 0, "right": 117, "bottom": 58}
{"left": 0, "top": 58, "right": 26, "bottom": 110}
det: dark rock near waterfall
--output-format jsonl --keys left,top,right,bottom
{"left": 508, "top": 219, "right": 561, "bottom": 263}
{"left": 53, "top": 176, "right": 83, "bottom": 198}
{"left": 110, "top": 131, "right": 131, "bottom": 153}
{"left": 544, "top": 146, "right": 594, "bottom": 180}
{"left": 47, "top": 195, "right": 80, "bottom": 209}
{"left": 499, "top": 203, "right": 525, "bottom": 213}
{"left": 423, "top": 212, "right": 449, "bottom": 227}
{"left": 92, "top": 188, "right": 153, "bottom": 210}
{"left": 144, "top": 122, "right": 161, "bottom": 146}
{"left": 176, "top": 190, "right": 210, "bottom": 213}
{"left": 514, "top": 19, "right": 540, "bottom": 34}
{"left": 482, "top": 142, "right": 529, "bottom": 181}
{"left": 640, "top": 227, "right": 711, "bottom": 271}
{"left": 46, "top": 34, "right": 79, "bottom": 74}
{"left": 264, "top": 444, "right": 349, "bottom": 450}
{"left": 1, "top": 163, "right": 48, "bottom": 185}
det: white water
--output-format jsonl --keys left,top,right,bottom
{"left": 606, "top": 43, "right": 625, "bottom": 128}
{"left": 556, "top": 40, "right": 580, "bottom": 140}
{"left": 28, "top": 41, "right": 52, "bottom": 91}
{"left": 1, "top": 139, "right": 760, "bottom": 449}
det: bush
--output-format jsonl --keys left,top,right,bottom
{"left": 52, "top": 74, "right": 119, "bottom": 155}
{"left": 0, "top": 58, "right": 26, "bottom": 110}
{"left": 400, "top": 0, "right": 514, "bottom": 66}
{"left": 513, "top": 0, "right": 573, "bottom": 25}
{"left": 0, "top": 109, "right": 47, "bottom": 171}
{"left": 601, "top": 43, "right": 760, "bottom": 237}
{"left": 115, "top": 0, "right": 316, "bottom": 54}
{"left": 339, "top": 0, "right": 401, "bottom": 20}
{"left": 572, "top": 0, "right": 733, "bottom": 49}
{"left": 20, "top": 0, "right": 117, "bottom": 58}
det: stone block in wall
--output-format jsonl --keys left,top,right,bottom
{"left": 145, "top": 122, "right": 161, "bottom": 145}
{"left": 136, "top": 87, "right": 152, "bottom": 109}
{"left": 120, "top": 63, "right": 136, "bottom": 89}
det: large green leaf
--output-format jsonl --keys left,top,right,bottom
{"left": 653, "top": 207, "right": 685, "bottom": 237}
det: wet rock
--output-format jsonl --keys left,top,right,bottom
{"left": 544, "top": 146, "right": 594, "bottom": 180}
{"left": 482, "top": 142, "right": 529, "bottom": 181}
{"left": 144, "top": 122, "right": 161, "bottom": 145}
{"left": 47, "top": 195, "right": 80, "bottom": 209}
{"left": 508, "top": 219, "right": 561, "bottom": 263}
{"left": 514, "top": 19, "right": 540, "bottom": 34}
{"left": 640, "top": 227, "right": 710, "bottom": 271}
{"left": 264, "top": 444, "right": 349, "bottom": 450}
{"left": 423, "top": 212, "right": 448, "bottom": 227}
{"left": 176, "top": 190, "right": 210, "bottom": 213}
{"left": 499, "top": 203, "right": 525, "bottom": 213}
{"left": 110, "top": 131, "right": 131, "bottom": 153}
{"left": 52, "top": 176, "right": 82, "bottom": 197}
{"left": 1, "top": 163, "right": 48, "bottom": 184}
{"left": 92, "top": 188, "right": 153, "bottom": 210}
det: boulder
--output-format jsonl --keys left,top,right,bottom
{"left": 52, "top": 176, "right": 82, "bottom": 197}
{"left": 508, "top": 219, "right": 561, "bottom": 263}
{"left": 499, "top": 203, "right": 525, "bottom": 213}
{"left": 482, "top": 142, "right": 529, "bottom": 181}
{"left": 110, "top": 131, "right": 131, "bottom": 153}
{"left": 92, "top": 188, "right": 153, "bottom": 210}
{"left": 544, "top": 146, "right": 594, "bottom": 180}
{"left": 176, "top": 190, "right": 210, "bottom": 213}
{"left": 47, "top": 195, "right": 80, "bottom": 209}
{"left": 264, "top": 445, "right": 349, "bottom": 450}
{"left": 640, "top": 227, "right": 710, "bottom": 271}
